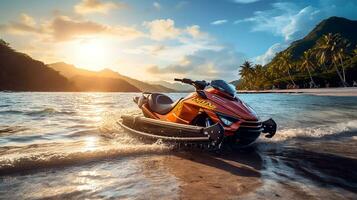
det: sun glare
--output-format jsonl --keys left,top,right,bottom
{"left": 69, "top": 39, "right": 115, "bottom": 71}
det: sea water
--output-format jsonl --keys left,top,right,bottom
{"left": 0, "top": 92, "right": 356, "bottom": 199}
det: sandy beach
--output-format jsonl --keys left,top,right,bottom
{"left": 163, "top": 151, "right": 262, "bottom": 200}
{"left": 238, "top": 87, "right": 357, "bottom": 96}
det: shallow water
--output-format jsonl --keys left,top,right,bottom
{"left": 0, "top": 92, "right": 356, "bottom": 199}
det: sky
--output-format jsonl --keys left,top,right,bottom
{"left": 1, "top": 0, "right": 357, "bottom": 81}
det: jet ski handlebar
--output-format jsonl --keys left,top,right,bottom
{"left": 174, "top": 78, "right": 208, "bottom": 90}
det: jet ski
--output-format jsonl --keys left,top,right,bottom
{"left": 118, "top": 78, "right": 277, "bottom": 149}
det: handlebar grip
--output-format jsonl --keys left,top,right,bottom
{"left": 182, "top": 78, "right": 193, "bottom": 84}
{"left": 174, "top": 78, "right": 182, "bottom": 82}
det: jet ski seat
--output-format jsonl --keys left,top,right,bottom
{"left": 148, "top": 93, "right": 182, "bottom": 115}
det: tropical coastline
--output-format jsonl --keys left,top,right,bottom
{"left": 237, "top": 87, "right": 357, "bottom": 96}
{"left": 1, "top": 1, "right": 357, "bottom": 199}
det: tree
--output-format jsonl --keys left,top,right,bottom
{"left": 277, "top": 51, "right": 296, "bottom": 87}
{"left": 252, "top": 64, "right": 266, "bottom": 89}
{"left": 300, "top": 50, "right": 316, "bottom": 87}
{"left": 335, "top": 38, "right": 350, "bottom": 83}
{"left": 239, "top": 61, "right": 254, "bottom": 89}
{"left": 315, "top": 33, "right": 348, "bottom": 87}
{"left": 0, "top": 39, "right": 9, "bottom": 47}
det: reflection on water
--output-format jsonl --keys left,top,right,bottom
{"left": 0, "top": 92, "right": 356, "bottom": 199}
{"left": 83, "top": 136, "right": 98, "bottom": 151}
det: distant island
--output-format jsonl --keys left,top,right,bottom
{"left": 48, "top": 62, "right": 175, "bottom": 92}
{"left": 237, "top": 17, "right": 357, "bottom": 90}
{"left": 0, "top": 40, "right": 175, "bottom": 92}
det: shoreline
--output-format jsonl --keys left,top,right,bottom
{"left": 163, "top": 151, "right": 262, "bottom": 199}
{"left": 237, "top": 87, "right": 357, "bottom": 96}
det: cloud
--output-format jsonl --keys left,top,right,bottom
{"left": 240, "top": 0, "right": 357, "bottom": 64}
{"left": 153, "top": 2, "right": 161, "bottom": 10}
{"left": 235, "top": 1, "right": 357, "bottom": 42}
{"left": 124, "top": 44, "right": 166, "bottom": 56}
{"left": 74, "top": 0, "right": 124, "bottom": 14}
{"left": 143, "top": 19, "right": 181, "bottom": 41}
{"left": 146, "top": 45, "right": 245, "bottom": 80}
{"left": 0, "top": 13, "right": 43, "bottom": 35}
{"left": 143, "top": 18, "right": 208, "bottom": 41}
{"left": 48, "top": 16, "right": 143, "bottom": 41}
{"left": 20, "top": 14, "right": 36, "bottom": 27}
{"left": 0, "top": 14, "right": 143, "bottom": 42}
{"left": 211, "top": 19, "right": 228, "bottom": 25}
{"left": 185, "top": 25, "right": 202, "bottom": 38}
{"left": 232, "top": 0, "right": 260, "bottom": 4}
{"left": 254, "top": 43, "right": 288, "bottom": 65}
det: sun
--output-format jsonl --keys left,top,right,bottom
{"left": 68, "top": 39, "right": 115, "bottom": 71}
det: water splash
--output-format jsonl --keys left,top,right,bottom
{"left": 266, "top": 120, "right": 357, "bottom": 141}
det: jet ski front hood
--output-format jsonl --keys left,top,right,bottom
{"left": 210, "top": 94, "right": 259, "bottom": 121}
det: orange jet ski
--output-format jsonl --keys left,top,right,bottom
{"left": 118, "top": 78, "right": 276, "bottom": 149}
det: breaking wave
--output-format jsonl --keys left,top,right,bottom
{"left": 270, "top": 120, "right": 357, "bottom": 141}
{"left": 0, "top": 141, "right": 172, "bottom": 175}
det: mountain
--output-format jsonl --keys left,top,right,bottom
{"left": 149, "top": 81, "right": 193, "bottom": 92}
{"left": 49, "top": 62, "right": 175, "bottom": 92}
{"left": 238, "top": 17, "right": 357, "bottom": 90}
{"left": 71, "top": 75, "right": 140, "bottom": 92}
{"left": 283, "top": 16, "right": 357, "bottom": 60}
{"left": 229, "top": 80, "right": 241, "bottom": 87}
{"left": 0, "top": 40, "right": 74, "bottom": 91}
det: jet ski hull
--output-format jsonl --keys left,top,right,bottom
{"left": 118, "top": 115, "right": 224, "bottom": 145}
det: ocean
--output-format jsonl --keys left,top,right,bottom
{"left": 0, "top": 92, "right": 356, "bottom": 199}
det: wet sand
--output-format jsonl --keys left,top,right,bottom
{"left": 163, "top": 150, "right": 263, "bottom": 199}
{"left": 238, "top": 87, "right": 357, "bottom": 96}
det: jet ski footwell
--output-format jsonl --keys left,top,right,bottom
{"left": 117, "top": 115, "right": 224, "bottom": 145}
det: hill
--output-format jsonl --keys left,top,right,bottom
{"left": 238, "top": 17, "right": 357, "bottom": 90}
{"left": 49, "top": 62, "right": 175, "bottom": 92}
{"left": 149, "top": 81, "right": 193, "bottom": 92}
{"left": 281, "top": 16, "right": 357, "bottom": 60}
{"left": 71, "top": 75, "right": 140, "bottom": 92}
{"left": 0, "top": 40, "right": 74, "bottom": 91}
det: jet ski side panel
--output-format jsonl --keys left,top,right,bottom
{"left": 118, "top": 115, "right": 224, "bottom": 144}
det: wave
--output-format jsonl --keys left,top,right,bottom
{"left": 0, "top": 110, "right": 23, "bottom": 115}
{"left": 256, "top": 120, "right": 357, "bottom": 151}
{"left": 0, "top": 141, "right": 171, "bottom": 175}
{"left": 0, "top": 108, "right": 76, "bottom": 116}
{"left": 0, "top": 126, "right": 29, "bottom": 134}
{"left": 26, "top": 108, "right": 58, "bottom": 116}
{"left": 271, "top": 120, "right": 357, "bottom": 141}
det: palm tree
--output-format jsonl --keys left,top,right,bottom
{"left": 300, "top": 50, "right": 316, "bottom": 87}
{"left": 252, "top": 64, "right": 266, "bottom": 89}
{"left": 277, "top": 51, "right": 296, "bottom": 87}
{"left": 239, "top": 61, "right": 254, "bottom": 89}
{"left": 335, "top": 38, "right": 350, "bottom": 83}
{"left": 315, "top": 33, "right": 348, "bottom": 87}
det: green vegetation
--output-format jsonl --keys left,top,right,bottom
{"left": 237, "top": 17, "right": 357, "bottom": 90}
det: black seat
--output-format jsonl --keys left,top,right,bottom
{"left": 148, "top": 93, "right": 181, "bottom": 115}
